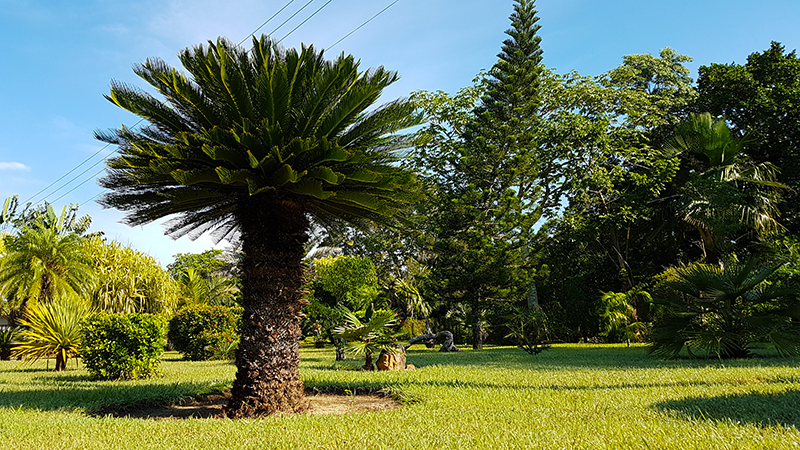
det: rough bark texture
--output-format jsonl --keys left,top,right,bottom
{"left": 225, "top": 197, "right": 309, "bottom": 417}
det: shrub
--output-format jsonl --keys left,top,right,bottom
{"left": 399, "top": 318, "right": 427, "bottom": 339}
{"left": 505, "top": 306, "right": 550, "bottom": 355}
{"left": 81, "top": 312, "right": 167, "bottom": 380}
{"left": 168, "top": 305, "right": 242, "bottom": 360}
{"left": 650, "top": 260, "right": 800, "bottom": 359}
{"left": 0, "top": 327, "right": 20, "bottom": 360}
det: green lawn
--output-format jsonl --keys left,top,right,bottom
{"left": 1, "top": 344, "right": 799, "bottom": 449}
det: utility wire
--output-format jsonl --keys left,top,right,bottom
{"left": 268, "top": 0, "right": 316, "bottom": 37}
{"left": 328, "top": 0, "right": 400, "bottom": 50}
{"left": 22, "top": 143, "right": 110, "bottom": 205}
{"left": 41, "top": 0, "right": 398, "bottom": 207}
{"left": 277, "top": 0, "right": 333, "bottom": 44}
{"left": 52, "top": 167, "right": 107, "bottom": 204}
{"left": 238, "top": 0, "right": 298, "bottom": 45}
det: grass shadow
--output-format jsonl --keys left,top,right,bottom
{"left": 653, "top": 390, "right": 800, "bottom": 428}
{"left": 0, "top": 380, "right": 213, "bottom": 413}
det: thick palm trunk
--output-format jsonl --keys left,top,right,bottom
{"left": 225, "top": 197, "right": 309, "bottom": 417}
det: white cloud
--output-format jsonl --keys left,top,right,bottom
{"left": 0, "top": 162, "right": 30, "bottom": 171}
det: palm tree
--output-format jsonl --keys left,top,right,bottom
{"left": 663, "top": 113, "right": 786, "bottom": 265}
{"left": 0, "top": 227, "right": 95, "bottom": 325}
{"left": 177, "top": 267, "right": 238, "bottom": 307}
{"left": 96, "top": 36, "right": 420, "bottom": 417}
{"left": 649, "top": 259, "right": 800, "bottom": 359}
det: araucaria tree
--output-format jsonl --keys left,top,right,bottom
{"left": 97, "top": 36, "right": 420, "bottom": 417}
{"left": 419, "top": 0, "right": 544, "bottom": 349}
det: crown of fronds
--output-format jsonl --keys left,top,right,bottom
{"left": 97, "top": 35, "right": 421, "bottom": 241}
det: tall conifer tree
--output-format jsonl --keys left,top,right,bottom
{"left": 422, "top": 0, "right": 545, "bottom": 349}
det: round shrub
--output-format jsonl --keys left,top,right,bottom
{"left": 80, "top": 313, "right": 167, "bottom": 380}
{"left": 168, "top": 305, "right": 242, "bottom": 360}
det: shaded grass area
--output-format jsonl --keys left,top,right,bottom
{"left": 1, "top": 345, "right": 800, "bottom": 449}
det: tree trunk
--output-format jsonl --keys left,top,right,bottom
{"left": 363, "top": 350, "right": 375, "bottom": 371}
{"left": 472, "top": 309, "right": 484, "bottom": 350}
{"left": 55, "top": 352, "right": 67, "bottom": 371}
{"left": 225, "top": 197, "right": 309, "bottom": 418}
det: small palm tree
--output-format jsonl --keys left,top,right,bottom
{"left": 12, "top": 299, "right": 88, "bottom": 370}
{"left": 0, "top": 227, "right": 95, "bottom": 325}
{"left": 598, "top": 286, "right": 651, "bottom": 345}
{"left": 96, "top": 36, "right": 420, "bottom": 416}
{"left": 332, "top": 304, "right": 404, "bottom": 370}
{"left": 178, "top": 268, "right": 238, "bottom": 307}
{"left": 649, "top": 259, "right": 800, "bottom": 359}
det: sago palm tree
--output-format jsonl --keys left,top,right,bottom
{"left": 96, "top": 36, "right": 420, "bottom": 417}
{"left": 0, "top": 227, "right": 95, "bottom": 325}
{"left": 663, "top": 113, "right": 786, "bottom": 265}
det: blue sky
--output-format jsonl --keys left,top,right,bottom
{"left": 1, "top": 0, "right": 799, "bottom": 266}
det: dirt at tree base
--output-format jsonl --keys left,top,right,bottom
{"left": 97, "top": 390, "right": 401, "bottom": 420}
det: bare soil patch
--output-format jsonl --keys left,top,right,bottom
{"left": 97, "top": 390, "right": 401, "bottom": 420}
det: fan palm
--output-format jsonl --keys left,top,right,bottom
{"left": 649, "top": 259, "right": 800, "bottom": 359}
{"left": 96, "top": 36, "right": 420, "bottom": 417}
{"left": 332, "top": 304, "right": 404, "bottom": 370}
{"left": 0, "top": 227, "right": 95, "bottom": 325}
{"left": 664, "top": 113, "right": 786, "bottom": 265}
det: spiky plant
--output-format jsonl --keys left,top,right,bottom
{"left": 12, "top": 300, "right": 88, "bottom": 370}
{"left": 649, "top": 259, "right": 800, "bottom": 359}
{"left": 96, "top": 36, "right": 420, "bottom": 416}
{"left": 332, "top": 304, "right": 404, "bottom": 370}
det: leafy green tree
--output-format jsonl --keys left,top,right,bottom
{"left": 85, "top": 236, "right": 181, "bottom": 314}
{"left": 12, "top": 299, "right": 88, "bottom": 371}
{"left": 650, "top": 259, "right": 800, "bottom": 359}
{"left": 96, "top": 36, "right": 420, "bottom": 417}
{"left": 312, "top": 255, "right": 380, "bottom": 309}
{"left": 697, "top": 42, "right": 800, "bottom": 232}
{"left": 167, "top": 250, "right": 231, "bottom": 278}
{"left": 598, "top": 286, "right": 651, "bottom": 345}
{"left": 0, "top": 227, "right": 95, "bottom": 325}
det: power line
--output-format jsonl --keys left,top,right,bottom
{"left": 52, "top": 167, "right": 107, "bottom": 204}
{"left": 328, "top": 0, "right": 400, "bottom": 50}
{"left": 22, "top": 143, "right": 111, "bottom": 205}
{"left": 277, "top": 0, "right": 333, "bottom": 44}
{"left": 268, "top": 0, "right": 316, "bottom": 37}
{"left": 38, "top": 0, "right": 400, "bottom": 207}
{"left": 238, "top": 0, "right": 299, "bottom": 45}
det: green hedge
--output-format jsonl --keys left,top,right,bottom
{"left": 80, "top": 313, "right": 167, "bottom": 380}
{"left": 168, "top": 305, "right": 242, "bottom": 360}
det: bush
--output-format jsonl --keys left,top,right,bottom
{"left": 650, "top": 260, "right": 800, "bottom": 359}
{"left": 168, "top": 305, "right": 242, "bottom": 360}
{"left": 81, "top": 313, "right": 167, "bottom": 380}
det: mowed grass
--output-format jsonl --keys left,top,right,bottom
{"left": 1, "top": 345, "right": 800, "bottom": 449}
